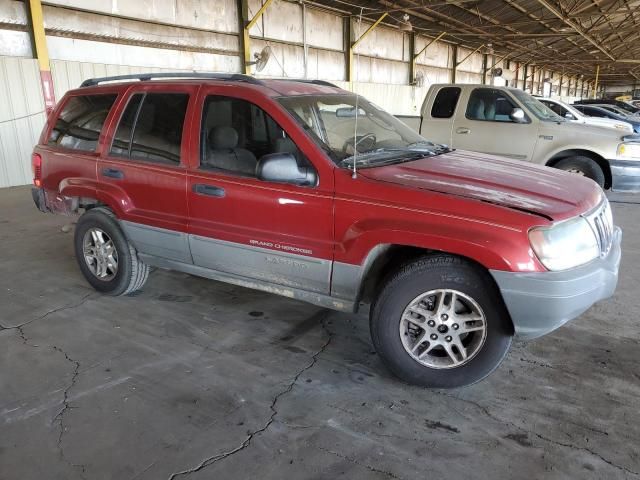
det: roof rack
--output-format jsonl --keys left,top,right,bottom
{"left": 80, "top": 72, "right": 263, "bottom": 87}
{"left": 275, "top": 79, "right": 339, "bottom": 88}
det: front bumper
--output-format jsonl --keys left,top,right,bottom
{"left": 490, "top": 226, "right": 622, "bottom": 340}
{"left": 610, "top": 160, "right": 640, "bottom": 192}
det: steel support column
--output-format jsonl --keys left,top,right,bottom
{"left": 238, "top": 0, "right": 273, "bottom": 75}
{"left": 451, "top": 45, "right": 458, "bottom": 83}
{"left": 27, "top": 0, "right": 55, "bottom": 113}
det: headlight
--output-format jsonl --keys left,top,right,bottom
{"left": 529, "top": 217, "right": 598, "bottom": 271}
{"left": 617, "top": 142, "right": 640, "bottom": 159}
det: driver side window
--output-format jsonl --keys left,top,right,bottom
{"left": 200, "top": 96, "right": 309, "bottom": 178}
{"left": 466, "top": 88, "right": 519, "bottom": 122}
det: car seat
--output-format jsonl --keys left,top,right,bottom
{"left": 205, "top": 126, "right": 257, "bottom": 175}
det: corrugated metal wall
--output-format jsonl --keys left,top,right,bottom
{"left": 0, "top": 57, "right": 46, "bottom": 188}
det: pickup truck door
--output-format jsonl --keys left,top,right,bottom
{"left": 99, "top": 85, "right": 198, "bottom": 263}
{"left": 185, "top": 88, "right": 334, "bottom": 294}
{"left": 450, "top": 87, "right": 538, "bottom": 162}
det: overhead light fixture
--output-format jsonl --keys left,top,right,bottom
{"left": 399, "top": 13, "right": 413, "bottom": 32}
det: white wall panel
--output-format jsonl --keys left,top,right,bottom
{"left": 47, "top": 0, "right": 239, "bottom": 33}
{"left": 352, "top": 20, "right": 406, "bottom": 62}
{"left": 47, "top": 37, "right": 240, "bottom": 73}
{"left": 415, "top": 38, "right": 451, "bottom": 68}
{"left": 306, "top": 49, "right": 345, "bottom": 81}
{"left": 0, "top": 57, "right": 46, "bottom": 188}
{"left": 249, "top": 0, "right": 303, "bottom": 43}
{"left": 305, "top": 6, "right": 343, "bottom": 51}
{"left": 335, "top": 81, "right": 429, "bottom": 117}
{"left": 42, "top": 5, "right": 239, "bottom": 54}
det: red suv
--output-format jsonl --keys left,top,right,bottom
{"left": 32, "top": 73, "right": 621, "bottom": 388}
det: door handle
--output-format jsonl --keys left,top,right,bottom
{"left": 193, "top": 183, "right": 225, "bottom": 198}
{"left": 456, "top": 127, "right": 470, "bottom": 134}
{"left": 102, "top": 168, "right": 124, "bottom": 179}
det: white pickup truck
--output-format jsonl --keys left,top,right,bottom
{"left": 419, "top": 84, "right": 640, "bottom": 191}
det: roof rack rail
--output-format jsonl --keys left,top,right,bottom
{"left": 278, "top": 79, "right": 339, "bottom": 88}
{"left": 80, "top": 72, "right": 263, "bottom": 87}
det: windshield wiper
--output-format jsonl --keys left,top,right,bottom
{"left": 339, "top": 148, "right": 437, "bottom": 168}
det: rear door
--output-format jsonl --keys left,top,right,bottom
{"left": 451, "top": 87, "right": 538, "bottom": 161}
{"left": 99, "top": 84, "right": 198, "bottom": 263}
{"left": 420, "top": 86, "right": 460, "bottom": 145}
{"left": 186, "top": 87, "right": 335, "bottom": 294}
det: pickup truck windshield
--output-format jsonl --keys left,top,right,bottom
{"left": 278, "top": 94, "right": 435, "bottom": 165}
{"left": 510, "top": 90, "right": 565, "bottom": 122}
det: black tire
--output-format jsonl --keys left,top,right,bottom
{"left": 553, "top": 156, "right": 605, "bottom": 188}
{"left": 370, "top": 254, "right": 513, "bottom": 388}
{"left": 74, "top": 207, "right": 149, "bottom": 296}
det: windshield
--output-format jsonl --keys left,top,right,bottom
{"left": 278, "top": 94, "right": 441, "bottom": 166}
{"left": 510, "top": 90, "right": 565, "bottom": 122}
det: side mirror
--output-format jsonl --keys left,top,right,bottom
{"left": 564, "top": 112, "right": 576, "bottom": 120}
{"left": 256, "top": 153, "right": 317, "bottom": 186}
{"left": 510, "top": 108, "right": 527, "bottom": 123}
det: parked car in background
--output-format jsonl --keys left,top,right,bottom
{"left": 592, "top": 104, "right": 640, "bottom": 121}
{"left": 572, "top": 105, "right": 640, "bottom": 134}
{"left": 32, "top": 73, "right": 622, "bottom": 388}
{"left": 574, "top": 98, "right": 640, "bottom": 115}
{"left": 536, "top": 97, "right": 633, "bottom": 133}
{"left": 420, "top": 84, "right": 640, "bottom": 190}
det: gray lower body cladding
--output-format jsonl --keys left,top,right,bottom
{"left": 491, "top": 227, "right": 622, "bottom": 340}
{"left": 609, "top": 159, "right": 640, "bottom": 192}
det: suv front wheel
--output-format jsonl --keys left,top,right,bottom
{"left": 74, "top": 208, "right": 149, "bottom": 296}
{"left": 370, "top": 255, "right": 513, "bottom": 388}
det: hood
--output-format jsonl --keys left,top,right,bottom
{"left": 541, "top": 120, "right": 628, "bottom": 139}
{"left": 357, "top": 150, "right": 602, "bottom": 221}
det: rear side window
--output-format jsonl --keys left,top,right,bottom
{"left": 583, "top": 107, "right": 606, "bottom": 118}
{"left": 431, "top": 87, "right": 461, "bottom": 118}
{"left": 110, "top": 93, "right": 189, "bottom": 165}
{"left": 48, "top": 94, "right": 117, "bottom": 151}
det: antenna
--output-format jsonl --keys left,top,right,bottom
{"left": 352, "top": 7, "right": 364, "bottom": 179}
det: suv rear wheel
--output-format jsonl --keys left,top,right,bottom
{"left": 370, "top": 254, "right": 512, "bottom": 388}
{"left": 553, "top": 156, "right": 605, "bottom": 187}
{"left": 74, "top": 208, "right": 149, "bottom": 295}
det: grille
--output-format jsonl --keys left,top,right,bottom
{"left": 585, "top": 199, "right": 614, "bottom": 258}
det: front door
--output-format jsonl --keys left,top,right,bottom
{"left": 452, "top": 87, "right": 538, "bottom": 162}
{"left": 186, "top": 89, "right": 334, "bottom": 294}
{"left": 99, "top": 86, "right": 198, "bottom": 263}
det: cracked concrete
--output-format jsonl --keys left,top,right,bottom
{"left": 1, "top": 185, "right": 640, "bottom": 480}
{"left": 167, "top": 312, "right": 333, "bottom": 479}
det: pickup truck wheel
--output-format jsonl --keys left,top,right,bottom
{"left": 370, "top": 255, "right": 512, "bottom": 388}
{"left": 74, "top": 208, "right": 149, "bottom": 296}
{"left": 553, "top": 156, "right": 605, "bottom": 187}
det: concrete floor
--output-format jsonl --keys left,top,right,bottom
{"left": 1, "top": 185, "right": 639, "bottom": 480}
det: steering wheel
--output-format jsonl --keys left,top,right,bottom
{"left": 343, "top": 133, "right": 377, "bottom": 154}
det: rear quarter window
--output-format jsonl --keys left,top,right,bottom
{"left": 48, "top": 94, "right": 118, "bottom": 151}
{"left": 430, "top": 87, "right": 461, "bottom": 118}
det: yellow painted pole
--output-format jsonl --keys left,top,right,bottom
{"left": 28, "top": 0, "right": 55, "bottom": 112}
{"left": 593, "top": 64, "right": 600, "bottom": 99}
{"left": 243, "top": 0, "right": 274, "bottom": 75}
